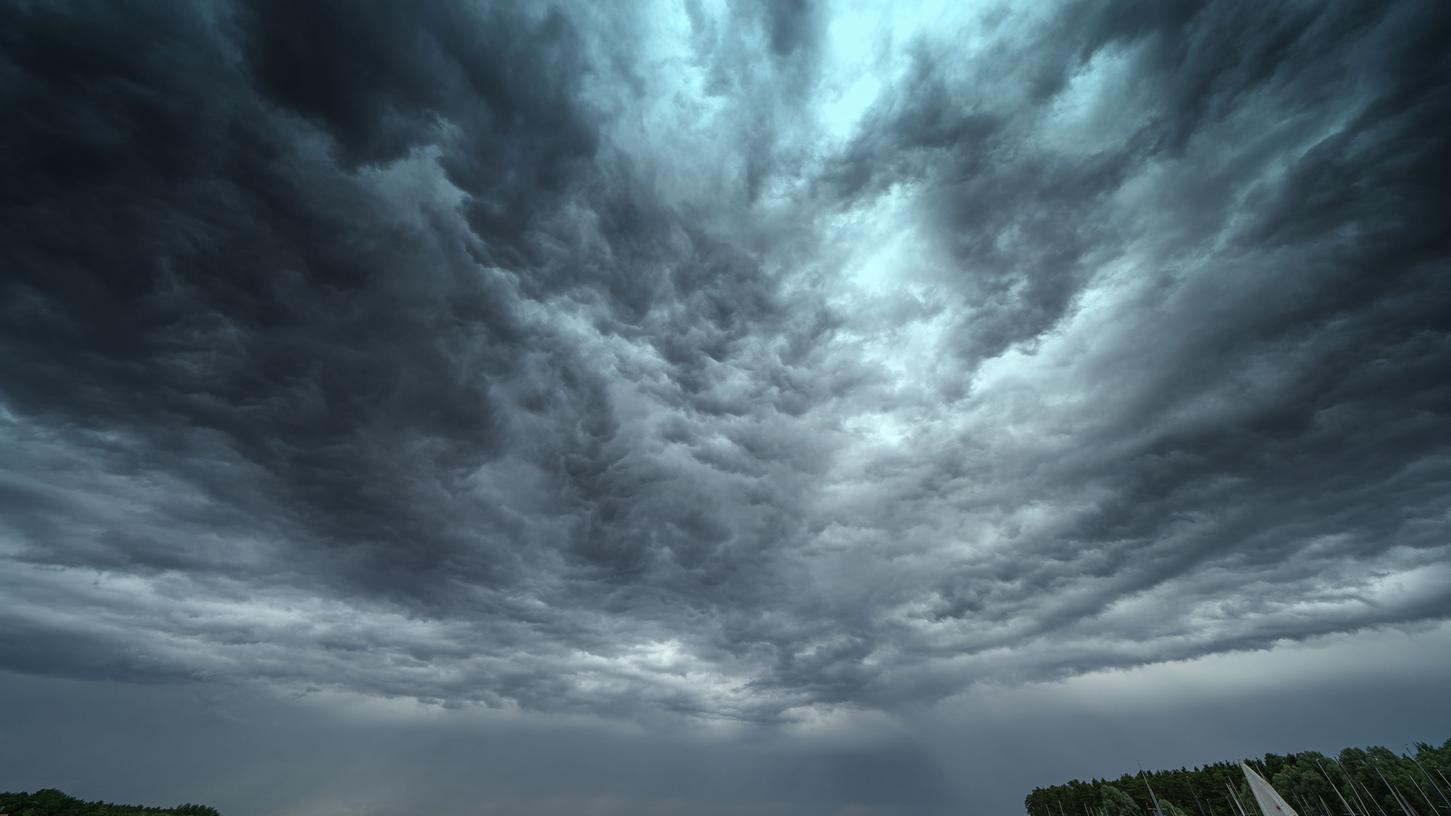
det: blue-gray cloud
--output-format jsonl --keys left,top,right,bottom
{"left": 1, "top": 0, "right": 1448, "bottom": 748}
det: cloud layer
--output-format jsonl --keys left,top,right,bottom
{"left": 2, "top": 0, "right": 1449, "bottom": 728}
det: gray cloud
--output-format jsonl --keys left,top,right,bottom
{"left": 1, "top": 0, "right": 1448, "bottom": 793}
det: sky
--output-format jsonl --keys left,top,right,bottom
{"left": 0, "top": 1, "right": 1448, "bottom": 814}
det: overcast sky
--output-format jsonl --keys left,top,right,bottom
{"left": 1, "top": 1, "right": 1449, "bottom": 814}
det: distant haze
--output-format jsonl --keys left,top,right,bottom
{"left": 1, "top": 1, "right": 1448, "bottom": 814}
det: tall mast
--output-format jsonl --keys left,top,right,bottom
{"left": 1192, "top": 785, "right": 1210, "bottom": 816}
{"left": 1406, "top": 771, "right": 1443, "bottom": 816}
{"left": 1359, "top": 774, "right": 1390, "bottom": 816}
{"left": 1435, "top": 771, "right": 1451, "bottom": 802}
{"left": 1228, "top": 783, "right": 1250, "bottom": 816}
{"left": 1142, "top": 766, "right": 1167, "bottom": 816}
{"left": 1319, "top": 760, "right": 1361, "bottom": 816}
{"left": 1372, "top": 761, "right": 1418, "bottom": 816}
{"left": 1337, "top": 759, "right": 1389, "bottom": 816}
{"left": 1406, "top": 752, "right": 1451, "bottom": 814}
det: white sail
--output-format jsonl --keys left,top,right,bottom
{"left": 1243, "top": 762, "right": 1301, "bottom": 816}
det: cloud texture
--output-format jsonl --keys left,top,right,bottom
{"left": 2, "top": 0, "right": 1449, "bottom": 738}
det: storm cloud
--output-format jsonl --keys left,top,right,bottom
{"left": 1, "top": 0, "right": 1449, "bottom": 811}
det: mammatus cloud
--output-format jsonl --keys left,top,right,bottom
{"left": 2, "top": 0, "right": 1448, "bottom": 728}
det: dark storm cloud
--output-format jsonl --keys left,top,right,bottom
{"left": 823, "top": 0, "right": 1451, "bottom": 618}
{"left": 1, "top": 0, "right": 1448, "bottom": 737}
{"left": 0, "top": 0, "right": 819, "bottom": 718}
{"left": 2, "top": 1, "right": 540, "bottom": 605}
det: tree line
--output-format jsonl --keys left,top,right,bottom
{"left": 0, "top": 789, "right": 219, "bottom": 816}
{"left": 1025, "top": 738, "right": 1451, "bottom": 816}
